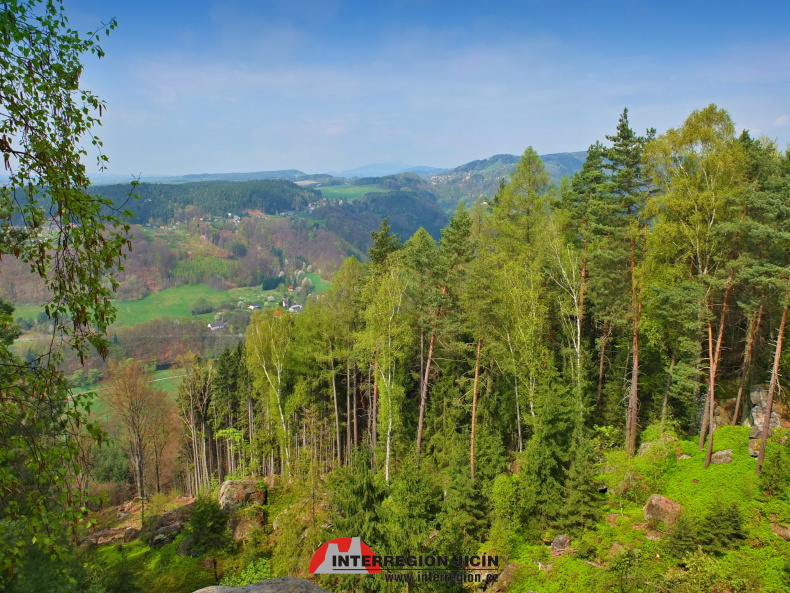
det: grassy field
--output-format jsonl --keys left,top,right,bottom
{"left": 13, "top": 303, "right": 44, "bottom": 321}
{"left": 142, "top": 227, "right": 227, "bottom": 257}
{"left": 318, "top": 184, "right": 379, "bottom": 202}
{"left": 112, "top": 279, "right": 333, "bottom": 327}
{"left": 12, "top": 284, "right": 236, "bottom": 325}
{"left": 305, "top": 272, "right": 331, "bottom": 292}
{"left": 14, "top": 275, "right": 333, "bottom": 330}
{"left": 112, "top": 284, "right": 231, "bottom": 326}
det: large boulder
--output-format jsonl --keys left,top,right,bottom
{"left": 139, "top": 502, "right": 193, "bottom": 543}
{"left": 711, "top": 449, "right": 733, "bottom": 464}
{"left": 219, "top": 480, "right": 266, "bottom": 512}
{"left": 230, "top": 506, "right": 266, "bottom": 542}
{"left": 192, "top": 577, "right": 330, "bottom": 593}
{"left": 642, "top": 494, "right": 681, "bottom": 526}
{"left": 79, "top": 527, "right": 138, "bottom": 547}
{"left": 771, "top": 523, "right": 790, "bottom": 540}
{"left": 747, "top": 386, "right": 790, "bottom": 435}
{"left": 550, "top": 534, "right": 570, "bottom": 557}
{"left": 485, "top": 562, "right": 522, "bottom": 593}
{"left": 150, "top": 522, "right": 182, "bottom": 548}
{"left": 712, "top": 404, "right": 731, "bottom": 430}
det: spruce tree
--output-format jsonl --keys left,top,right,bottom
{"left": 368, "top": 217, "right": 402, "bottom": 267}
{"left": 559, "top": 436, "right": 602, "bottom": 534}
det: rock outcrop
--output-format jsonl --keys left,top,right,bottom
{"left": 747, "top": 385, "right": 789, "bottom": 433}
{"left": 79, "top": 526, "right": 140, "bottom": 547}
{"left": 711, "top": 449, "right": 733, "bottom": 464}
{"left": 485, "top": 562, "right": 522, "bottom": 593}
{"left": 642, "top": 494, "right": 681, "bottom": 526}
{"left": 716, "top": 385, "right": 790, "bottom": 433}
{"left": 230, "top": 506, "right": 267, "bottom": 542}
{"left": 770, "top": 523, "right": 790, "bottom": 540}
{"left": 550, "top": 534, "right": 570, "bottom": 556}
{"left": 218, "top": 480, "right": 267, "bottom": 512}
{"left": 150, "top": 522, "right": 182, "bottom": 548}
{"left": 192, "top": 576, "right": 330, "bottom": 593}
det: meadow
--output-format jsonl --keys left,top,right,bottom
{"left": 317, "top": 184, "right": 379, "bottom": 202}
{"left": 305, "top": 272, "right": 331, "bottom": 292}
{"left": 109, "top": 276, "right": 332, "bottom": 327}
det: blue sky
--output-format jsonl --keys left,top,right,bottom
{"left": 69, "top": 0, "right": 790, "bottom": 177}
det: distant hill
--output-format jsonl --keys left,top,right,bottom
{"left": 447, "top": 151, "right": 585, "bottom": 179}
{"left": 400, "top": 165, "right": 447, "bottom": 175}
{"left": 428, "top": 151, "right": 587, "bottom": 207}
{"left": 327, "top": 162, "right": 445, "bottom": 178}
{"left": 80, "top": 152, "right": 582, "bottom": 189}
{"left": 309, "top": 174, "right": 449, "bottom": 250}
{"left": 95, "top": 179, "right": 321, "bottom": 225}
{"left": 132, "top": 170, "right": 308, "bottom": 184}
{"left": 450, "top": 153, "right": 521, "bottom": 175}
{"left": 91, "top": 173, "right": 448, "bottom": 256}
{"left": 540, "top": 151, "right": 588, "bottom": 179}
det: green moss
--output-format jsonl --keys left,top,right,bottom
{"left": 502, "top": 423, "right": 790, "bottom": 593}
{"left": 90, "top": 539, "right": 215, "bottom": 593}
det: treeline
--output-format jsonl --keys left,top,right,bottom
{"left": 96, "top": 179, "right": 322, "bottom": 225}
{"left": 429, "top": 152, "right": 587, "bottom": 208}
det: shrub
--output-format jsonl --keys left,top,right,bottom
{"left": 190, "top": 297, "right": 215, "bottom": 316}
{"left": 663, "top": 514, "right": 700, "bottom": 558}
{"left": 91, "top": 548, "right": 142, "bottom": 593}
{"left": 186, "top": 496, "right": 231, "bottom": 555}
{"left": 220, "top": 557, "right": 271, "bottom": 587}
{"left": 663, "top": 502, "right": 745, "bottom": 558}
{"left": 230, "top": 241, "right": 248, "bottom": 258}
{"left": 760, "top": 434, "right": 789, "bottom": 497}
{"left": 698, "top": 501, "right": 744, "bottom": 555}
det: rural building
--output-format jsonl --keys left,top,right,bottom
{"left": 207, "top": 321, "right": 226, "bottom": 331}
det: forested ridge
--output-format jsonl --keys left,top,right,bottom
{"left": 96, "top": 179, "right": 322, "bottom": 224}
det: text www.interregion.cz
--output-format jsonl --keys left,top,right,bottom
{"left": 385, "top": 572, "right": 494, "bottom": 584}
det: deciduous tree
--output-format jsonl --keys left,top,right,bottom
{"left": 104, "top": 359, "right": 167, "bottom": 499}
{"left": 0, "top": 0, "right": 129, "bottom": 571}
